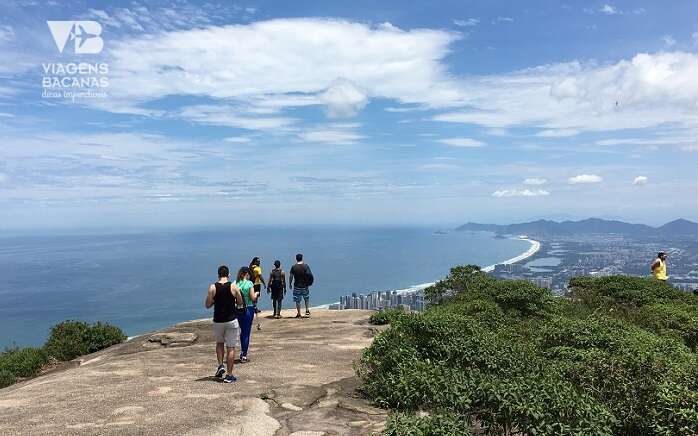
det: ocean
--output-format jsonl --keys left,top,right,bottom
{"left": 0, "top": 227, "right": 529, "bottom": 348}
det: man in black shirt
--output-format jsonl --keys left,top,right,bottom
{"left": 205, "top": 265, "right": 243, "bottom": 383}
{"left": 289, "top": 253, "right": 313, "bottom": 318}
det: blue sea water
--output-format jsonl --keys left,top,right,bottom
{"left": 0, "top": 227, "right": 529, "bottom": 348}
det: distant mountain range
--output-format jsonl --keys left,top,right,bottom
{"left": 456, "top": 218, "right": 698, "bottom": 236}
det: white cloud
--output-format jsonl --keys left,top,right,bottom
{"left": 496, "top": 16, "right": 514, "bottom": 22}
{"left": 101, "top": 19, "right": 462, "bottom": 126}
{"left": 223, "top": 137, "right": 252, "bottom": 143}
{"left": 178, "top": 105, "right": 297, "bottom": 131}
{"left": 319, "top": 79, "right": 368, "bottom": 118}
{"left": 72, "top": 18, "right": 698, "bottom": 144}
{"left": 681, "top": 144, "right": 698, "bottom": 152}
{"left": 298, "top": 125, "right": 364, "bottom": 144}
{"left": 693, "top": 32, "right": 698, "bottom": 45}
{"left": 492, "top": 189, "right": 549, "bottom": 198}
{"left": 523, "top": 177, "right": 548, "bottom": 185}
{"left": 568, "top": 174, "right": 603, "bottom": 184}
{"left": 600, "top": 4, "right": 618, "bottom": 15}
{"left": 662, "top": 35, "right": 676, "bottom": 47}
{"left": 453, "top": 18, "right": 479, "bottom": 27}
{"left": 432, "top": 52, "right": 698, "bottom": 135}
{"left": 436, "top": 138, "right": 485, "bottom": 148}
{"left": 633, "top": 176, "right": 648, "bottom": 185}
{"left": 535, "top": 129, "right": 579, "bottom": 137}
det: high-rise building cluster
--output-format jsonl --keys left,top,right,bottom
{"left": 329, "top": 289, "right": 426, "bottom": 312}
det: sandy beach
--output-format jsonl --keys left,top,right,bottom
{"left": 481, "top": 236, "right": 541, "bottom": 272}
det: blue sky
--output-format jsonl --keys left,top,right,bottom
{"left": 1, "top": 0, "right": 697, "bottom": 230}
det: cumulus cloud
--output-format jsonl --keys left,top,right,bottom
{"left": 523, "top": 177, "right": 548, "bottom": 185}
{"left": 83, "top": 17, "right": 698, "bottom": 144}
{"left": 633, "top": 176, "right": 648, "bottom": 185}
{"left": 319, "top": 79, "right": 368, "bottom": 118}
{"left": 433, "top": 52, "right": 698, "bottom": 136}
{"left": 436, "top": 138, "right": 485, "bottom": 147}
{"left": 101, "top": 19, "right": 461, "bottom": 127}
{"left": 492, "top": 189, "right": 549, "bottom": 198}
{"left": 568, "top": 174, "right": 603, "bottom": 184}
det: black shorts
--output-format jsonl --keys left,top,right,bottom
{"left": 270, "top": 283, "right": 284, "bottom": 300}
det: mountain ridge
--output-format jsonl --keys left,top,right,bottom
{"left": 456, "top": 217, "right": 698, "bottom": 236}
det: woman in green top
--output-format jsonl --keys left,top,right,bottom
{"left": 236, "top": 266, "right": 258, "bottom": 362}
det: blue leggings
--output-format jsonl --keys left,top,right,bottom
{"left": 237, "top": 306, "right": 255, "bottom": 357}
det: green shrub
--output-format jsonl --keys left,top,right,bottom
{"left": 44, "top": 320, "right": 126, "bottom": 361}
{"left": 360, "top": 273, "right": 698, "bottom": 435}
{"left": 44, "top": 320, "right": 91, "bottom": 360}
{"left": 569, "top": 275, "right": 695, "bottom": 307}
{"left": 369, "top": 308, "right": 407, "bottom": 325}
{"left": 637, "top": 302, "right": 698, "bottom": 351}
{"left": 0, "top": 370, "right": 17, "bottom": 388}
{"left": 648, "top": 379, "right": 698, "bottom": 436}
{"left": 486, "top": 279, "right": 553, "bottom": 316}
{"left": 383, "top": 412, "right": 473, "bottom": 436}
{"left": 87, "top": 322, "right": 128, "bottom": 352}
{"left": 540, "top": 314, "right": 697, "bottom": 434}
{"left": 360, "top": 311, "right": 615, "bottom": 434}
{"left": 425, "top": 264, "right": 495, "bottom": 304}
{"left": 0, "top": 347, "right": 48, "bottom": 378}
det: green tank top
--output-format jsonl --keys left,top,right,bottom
{"left": 236, "top": 279, "right": 255, "bottom": 307}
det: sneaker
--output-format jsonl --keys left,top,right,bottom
{"left": 305, "top": 310, "right": 311, "bottom": 316}
{"left": 257, "top": 323, "right": 262, "bottom": 331}
{"left": 223, "top": 375, "right": 237, "bottom": 383}
{"left": 295, "top": 313, "right": 302, "bottom": 318}
{"left": 241, "top": 356, "right": 249, "bottom": 363}
{"left": 215, "top": 364, "right": 225, "bottom": 378}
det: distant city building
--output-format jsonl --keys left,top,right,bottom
{"left": 529, "top": 277, "right": 552, "bottom": 289}
{"left": 331, "top": 288, "right": 426, "bottom": 312}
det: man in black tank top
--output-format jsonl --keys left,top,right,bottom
{"left": 205, "top": 265, "right": 243, "bottom": 383}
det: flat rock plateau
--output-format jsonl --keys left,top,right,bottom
{"left": 0, "top": 309, "right": 387, "bottom": 435}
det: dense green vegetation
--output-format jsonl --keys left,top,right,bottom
{"left": 0, "top": 320, "right": 126, "bottom": 388}
{"left": 359, "top": 266, "right": 698, "bottom": 435}
{"left": 369, "top": 307, "right": 408, "bottom": 325}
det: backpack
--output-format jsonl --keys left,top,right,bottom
{"left": 304, "top": 264, "right": 314, "bottom": 287}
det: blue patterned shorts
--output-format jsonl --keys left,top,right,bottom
{"left": 292, "top": 287, "right": 309, "bottom": 303}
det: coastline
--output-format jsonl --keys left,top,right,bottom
{"left": 481, "top": 236, "right": 541, "bottom": 273}
{"left": 313, "top": 235, "right": 541, "bottom": 309}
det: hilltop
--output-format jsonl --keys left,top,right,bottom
{"left": 456, "top": 217, "right": 698, "bottom": 236}
{"left": 0, "top": 310, "right": 386, "bottom": 436}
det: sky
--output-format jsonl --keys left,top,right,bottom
{"left": 1, "top": 0, "right": 697, "bottom": 231}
